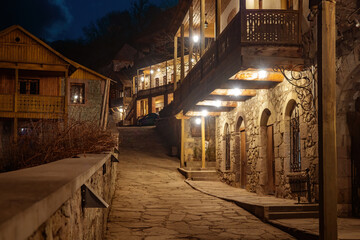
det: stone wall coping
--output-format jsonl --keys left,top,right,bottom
{"left": 0, "top": 153, "right": 111, "bottom": 240}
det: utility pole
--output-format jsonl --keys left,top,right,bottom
{"left": 317, "top": 0, "right": 337, "bottom": 239}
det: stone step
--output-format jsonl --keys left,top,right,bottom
{"left": 185, "top": 161, "right": 216, "bottom": 168}
{"left": 268, "top": 204, "right": 318, "bottom": 212}
{"left": 267, "top": 211, "right": 319, "bottom": 220}
{"left": 178, "top": 168, "right": 218, "bottom": 181}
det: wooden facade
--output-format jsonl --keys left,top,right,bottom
{"left": 0, "top": 25, "right": 111, "bottom": 140}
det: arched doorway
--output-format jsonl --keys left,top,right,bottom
{"left": 348, "top": 97, "right": 360, "bottom": 217}
{"left": 260, "top": 109, "right": 275, "bottom": 195}
{"left": 224, "top": 123, "right": 231, "bottom": 171}
{"left": 236, "top": 116, "right": 247, "bottom": 188}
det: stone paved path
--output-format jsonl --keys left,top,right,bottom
{"left": 105, "top": 127, "right": 294, "bottom": 240}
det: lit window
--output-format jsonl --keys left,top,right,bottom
{"left": 70, "top": 83, "right": 85, "bottom": 104}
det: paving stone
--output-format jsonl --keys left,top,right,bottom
{"left": 104, "top": 127, "right": 295, "bottom": 240}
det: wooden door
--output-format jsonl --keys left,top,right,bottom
{"left": 267, "top": 125, "right": 275, "bottom": 194}
{"left": 348, "top": 109, "right": 360, "bottom": 217}
{"left": 240, "top": 130, "right": 247, "bottom": 188}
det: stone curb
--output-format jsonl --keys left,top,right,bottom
{"left": 184, "top": 179, "right": 320, "bottom": 240}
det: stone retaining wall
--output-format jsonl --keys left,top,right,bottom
{"left": 0, "top": 153, "right": 118, "bottom": 240}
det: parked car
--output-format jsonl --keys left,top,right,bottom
{"left": 137, "top": 113, "right": 159, "bottom": 126}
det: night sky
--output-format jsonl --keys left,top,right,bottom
{"left": 1, "top": 0, "right": 170, "bottom": 42}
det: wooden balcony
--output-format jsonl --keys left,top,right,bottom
{"left": 0, "top": 94, "right": 65, "bottom": 119}
{"left": 174, "top": 9, "right": 304, "bottom": 114}
{"left": 137, "top": 83, "right": 174, "bottom": 99}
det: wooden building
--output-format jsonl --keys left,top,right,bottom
{"left": 0, "top": 25, "right": 111, "bottom": 147}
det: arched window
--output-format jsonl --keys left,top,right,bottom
{"left": 224, "top": 123, "right": 231, "bottom": 171}
{"left": 290, "top": 106, "right": 301, "bottom": 172}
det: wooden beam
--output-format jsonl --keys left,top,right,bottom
{"left": 13, "top": 118, "right": 18, "bottom": 143}
{"left": 318, "top": 1, "right": 337, "bottom": 239}
{"left": 220, "top": 80, "right": 280, "bottom": 89}
{"left": 215, "top": 0, "right": 221, "bottom": 38}
{"left": 190, "top": 105, "right": 235, "bottom": 112}
{"left": 0, "top": 62, "right": 68, "bottom": 72}
{"left": 204, "top": 95, "right": 253, "bottom": 102}
{"left": 201, "top": 116, "right": 205, "bottom": 168}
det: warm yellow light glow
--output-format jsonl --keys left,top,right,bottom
{"left": 215, "top": 100, "right": 221, "bottom": 107}
{"left": 193, "top": 35, "right": 199, "bottom": 43}
{"left": 258, "top": 70, "right": 268, "bottom": 79}
{"left": 119, "top": 108, "right": 123, "bottom": 113}
{"left": 191, "top": 58, "right": 195, "bottom": 63}
{"left": 229, "top": 88, "right": 243, "bottom": 96}
{"left": 150, "top": 70, "right": 154, "bottom": 74}
{"left": 141, "top": 76, "right": 144, "bottom": 81}
{"left": 195, "top": 117, "right": 201, "bottom": 125}
{"left": 201, "top": 110, "right": 208, "bottom": 117}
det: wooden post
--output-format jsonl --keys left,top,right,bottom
{"left": 103, "top": 79, "right": 110, "bottom": 130}
{"left": 150, "top": 65, "right": 152, "bottom": 89}
{"left": 137, "top": 69, "right": 140, "bottom": 93}
{"left": 181, "top": 118, "right": 185, "bottom": 168}
{"left": 14, "top": 68, "right": 18, "bottom": 143}
{"left": 132, "top": 76, "right": 136, "bottom": 96}
{"left": 173, "top": 36, "right": 178, "bottom": 91}
{"left": 64, "top": 70, "right": 68, "bottom": 119}
{"left": 215, "top": 0, "right": 221, "bottom": 39}
{"left": 318, "top": 1, "right": 337, "bottom": 239}
{"left": 165, "top": 61, "right": 168, "bottom": 84}
{"left": 180, "top": 24, "right": 185, "bottom": 83}
{"left": 200, "top": 0, "right": 205, "bottom": 56}
{"left": 189, "top": 4, "right": 194, "bottom": 70}
{"left": 201, "top": 116, "right": 206, "bottom": 168}
{"left": 14, "top": 68, "right": 18, "bottom": 113}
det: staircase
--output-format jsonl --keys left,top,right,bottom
{"left": 264, "top": 205, "right": 319, "bottom": 220}
{"left": 178, "top": 161, "right": 218, "bottom": 181}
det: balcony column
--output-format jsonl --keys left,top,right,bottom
{"left": 150, "top": 66, "right": 152, "bottom": 89}
{"left": 165, "top": 61, "right": 168, "bottom": 84}
{"left": 200, "top": 0, "right": 205, "bottom": 56}
{"left": 189, "top": 3, "right": 193, "bottom": 70}
{"left": 64, "top": 69, "right": 68, "bottom": 119}
{"left": 173, "top": 36, "right": 178, "bottom": 91}
{"left": 132, "top": 76, "right": 136, "bottom": 96}
{"left": 164, "top": 93, "right": 168, "bottom": 106}
{"left": 137, "top": 69, "right": 140, "bottom": 93}
{"left": 215, "top": 0, "right": 221, "bottom": 38}
{"left": 201, "top": 116, "right": 206, "bottom": 168}
{"left": 13, "top": 68, "right": 18, "bottom": 143}
{"left": 318, "top": 1, "right": 337, "bottom": 239}
{"left": 180, "top": 24, "right": 185, "bottom": 83}
{"left": 181, "top": 118, "right": 185, "bottom": 168}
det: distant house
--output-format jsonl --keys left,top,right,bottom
{"left": 0, "top": 25, "right": 111, "bottom": 148}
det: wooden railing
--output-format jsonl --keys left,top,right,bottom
{"left": 0, "top": 94, "right": 14, "bottom": 112}
{"left": 137, "top": 83, "right": 174, "bottom": 98}
{"left": 174, "top": 8, "right": 301, "bottom": 109}
{"left": 17, "top": 95, "right": 65, "bottom": 113}
{"left": 0, "top": 94, "right": 65, "bottom": 114}
{"left": 241, "top": 9, "right": 300, "bottom": 44}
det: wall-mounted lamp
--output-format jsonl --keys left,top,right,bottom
{"left": 195, "top": 117, "right": 201, "bottom": 125}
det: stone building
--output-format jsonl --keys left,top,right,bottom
{"left": 145, "top": 0, "right": 360, "bottom": 218}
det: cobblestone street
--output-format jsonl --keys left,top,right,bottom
{"left": 105, "top": 127, "right": 294, "bottom": 240}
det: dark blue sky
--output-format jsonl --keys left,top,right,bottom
{"left": 1, "top": 0, "right": 174, "bottom": 42}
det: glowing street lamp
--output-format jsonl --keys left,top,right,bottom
{"left": 195, "top": 117, "right": 201, "bottom": 125}
{"left": 141, "top": 76, "right": 145, "bottom": 81}
{"left": 150, "top": 69, "right": 154, "bottom": 74}
{"left": 201, "top": 109, "right": 208, "bottom": 117}
{"left": 258, "top": 70, "right": 268, "bottom": 79}
{"left": 193, "top": 35, "right": 199, "bottom": 43}
{"left": 214, "top": 100, "right": 222, "bottom": 107}
{"left": 229, "top": 88, "right": 243, "bottom": 96}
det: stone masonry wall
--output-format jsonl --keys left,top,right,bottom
{"left": 28, "top": 157, "right": 117, "bottom": 240}
{"left": 68, "top": 80, "right": 104, "bottom": 124}
{"left": 216, "top": 79, "right": 319, "bottom": 202}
